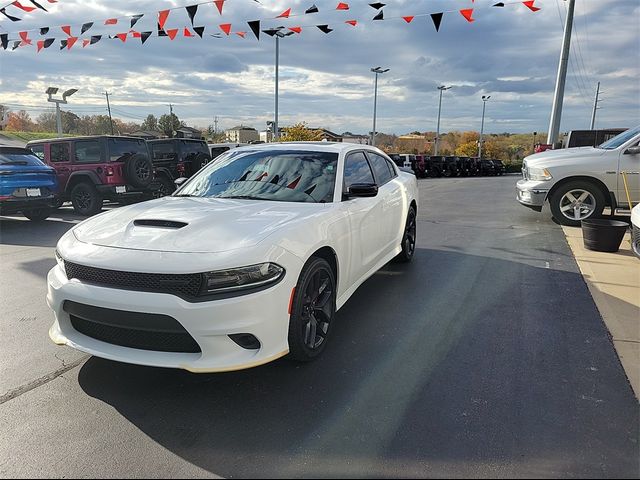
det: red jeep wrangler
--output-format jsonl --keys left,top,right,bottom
{"left": 27, "top": 136, "right": 154, "bottom": 216}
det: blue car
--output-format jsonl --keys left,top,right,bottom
{"left": 0, "top": 146, "right": 58, "bottom": 221}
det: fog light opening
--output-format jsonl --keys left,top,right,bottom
{"left": 229, "top": 334, "right": 261, "bottom": 350}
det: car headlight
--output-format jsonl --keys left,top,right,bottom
{"left": 55, "top": 250, "right": 65, "bottom": 270}
{"left": 201, "top": 263, "right": 284, "bottom": 294}
{"left": 528, "top": 167, "right": 553, "bottom": 181}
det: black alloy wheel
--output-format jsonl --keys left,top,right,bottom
{"left": 71, "top": 182, "right": 102, "bottom": 216}
{"left": 288, "top": 257, "right": 336, "bottom": 362}
{"left": 396, "top": 206, "right": 417, "bottom": 262}
{"left": 152, "top": 176, "right": 176, "bottom": 199}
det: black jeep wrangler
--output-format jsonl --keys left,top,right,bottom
{"left": 148, "top": 138, "right": 212, "bottom": 196}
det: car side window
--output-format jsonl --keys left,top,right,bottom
{"left": 30, "top": 145, "right": 45, "bottom": 161}
{"left": 74, "top": 140, "right": 102, "bottom": 164}
{"left": 367, "top": 152, "right": 393, "bottom": 185}
{"left": 50, "top": 143, "right": 70, "bottom": 163}
{"left": 385, "top": 158, "right": 398, "bottom": 178}
{"left": 344, "top": 152, "right": 375, "bottom": 192}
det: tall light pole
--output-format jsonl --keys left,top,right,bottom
{"left": 478, "top": 95, "right": 490, "bottom": 159}
{"left": 46, "top": 87, "right": 77, "bottom": 138}
{"left": 547, "top": 0, "right": 575, "bottom": 147}
{"left": 104, "top": 91, "right": 114, "bottom": 135}
{"left": 273, "top": 31, "right": 290, "bottom": 141}
{"left": 370, "top": 66, "right": 389, "bottom": 147}
{"left": 435, "top": 85, "right": 451, "bottom": 155}
{"left": 590, "top": 81, "right": 601, "bottom": 130}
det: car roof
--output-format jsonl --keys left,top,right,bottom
{"left": 26, "top": 135, "right": 146, "bottom": 145}
{"left": 230, "top": 141, "right": 386, "bottom": 155}
{"left": 147, "top": 138, "right": 205, "bottom": 143}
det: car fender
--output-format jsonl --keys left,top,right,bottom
{"left": 66, "top": 171, "right": 101, "bottom": 191}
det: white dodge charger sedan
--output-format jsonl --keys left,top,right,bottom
{"left": 47, "top": 142, "right": 419, "bottom": 372}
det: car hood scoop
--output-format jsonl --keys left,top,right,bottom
{"left": 73, "top": 196, "right": 322, "bottom": 253}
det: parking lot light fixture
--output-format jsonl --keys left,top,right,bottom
{"left": 435, "top": 85, "right": 452, "bottom": 155}
{"left": 371, "top": 67, "right": 389, "bottom": 146}
{"left": 479, "top": 95, "right": 491, "bottom": 159}
{"left": 46, "top": 86, "right": 78, "bottom": 138}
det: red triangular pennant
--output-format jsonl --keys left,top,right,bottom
{"left": 345, "top": 20, "right": 357, "bottom": 26}
{"left": 158, "top": 10, "right": 170, "bottom": 29}
{"left": 523, "top": 1, "right": 541, "bottom": 12}
{"left": 183, "top": 28, "right": 193, "bottom": 37}
{"left": 288, "top": 26, "right": 302, "bottom": 33}
{"left": 235, "top": 31, "right": 246, "bottom": 38}
{"left": 61, "top": 25, "right": 71, "bottom": 36}
{"left": 82, "top": 39, "right": 90, "bottom": 48}
{"left": 460, "top": 8, "right": 475, "bottom": 22}
{"left": 336, "top": 2, "right": 349, "bottom": 10}
{"left": 115, "top": 33, "right": 127, "bottom": 42}
{"left": 219, "top": 23, "right": 232, "bottom": 35}
{"left": 166, "top": 28, "right": 179, "bottom": 40}
{"left": 19, "top": 31, "right": 32, "bottom": 45}
{"left": 277, "top": 8, "right": 291, "bottom": 18}
{"left": 402, "top": 16, "right": 414, "bottom": 23}
{"left": 66, "top": 37, "right": 78, "bottom": 49}
{"left": 104, "top": 18, "right": 118, "bottom": 25}
{"left": 12, "top": 1, "right": 36, "bottom": 12}
{"left": 214, "top": 0, "right": 225, "bottom": 15}
{"left": 37, "top": 39, "right": 44, "bottom": 52}
{"left": 131, "top": 30, "right": 142, "bottom": 38}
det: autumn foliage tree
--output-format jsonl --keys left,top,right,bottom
{"left": 6, "top": 110, "right": 35, "bottom": 132}
{"left": 278, "top": 122, "right": 323, "bottom": 142}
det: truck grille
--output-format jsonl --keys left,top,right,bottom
{"left": 64, "top": 301, "right": 201, "bottom": 353}
{"left": 64, "top": 261, "right": 203, "bottom": 299}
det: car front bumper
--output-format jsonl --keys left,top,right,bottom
{"left": 47, "top": 257, "right": 301, "bottom": 373}
{"left": 516, "top": 179, "right": 549, "bottom": 212}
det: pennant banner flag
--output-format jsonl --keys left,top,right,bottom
{"left": 104, "top": 18, "right": 117, "bottom": 25}
{"left": 288, "top": 26, "right": 301, "bottom": 34}
{"left": 59, "top": 39, "right": 66, "bottom": 49}
{"left": 317, "top": 24, "right": 332, "bottom": 34}
{"left": 19, "top": 30, "right": 32, "bottom": 44}
{"left": 213, "top": 0, "right": 225, "bottom": 15}
{"left": 81, "top": 22, "right": 93, "bottom": 34}
{"left": 1, "top": 7, "right": 22, "bottom": 21}
{"left": 430, "top": 12, "right": 443, "bottom": 32}
{"left": 66, "top": 36, "right": 77, "bottom": 49}
{"left": 90, "top": 35, "right": 102, "bottom": 45}
{"left": 262, "top": 28, "right": 280, "bottom": 37}
{"left": 193, "top": 26, "right": 205, "bottom": 38}
{"left": 248, "top": 20, "right": 260, "bottom": 40}
{"left": 336, "top": 3, "right": 349, "bottom": 10}
{"left": 115, "top": 33, "right": 127, "bottom": 42}
{"left": 1, "top": 34, "right": 9, "bottom": 50}
{"left": 158, "top": 10, "right": 170, "bottom": 29}
{"left": 82, "top": 39, "right": 90, "bottom": 48}
{"left": 219, "top": 23, "right": 231, "bottom": 35}
{"left": 460, "top": 8, "right": 474, "bottom": 22}
{"left": 373, "top": 10, "right": 383, "bottom": 20}
{"left": 523, "top": 1, "right": 540, "bottom": 12}
{"left": 130, "top": 14, "right": 144, "bottom": 28}
{"left": 345, "top": 19, "right": 357, "bottom": 26}
{"left": 40, "top": 27, "right": 49, "bottom": 35}
{"left": 61, "top": 25, "right": 71, "bottom": 36}
{"left": 402, "top": 16, "right": 414, "bottom": 23}
{"left": 30, "top": 0, "right": 48, "bottom": 11}
{"left": 140, "top": 31, "right": 152, "bottom": 44}
{"left": 12, "top": 1, "right": 36, "bottom": 13}
{"left": 305, "top": 4, "right": 318, "bottom": 14}
{"left": 369, "top": 3, "right": 385, "bottom": 9}
{"left": 166, "top": 28, "right": 179, "bottom": 40}
{"left": 186, "top": 5, "right": 198, "bottom": 25}
{"left": 183, "top": 27, "right": 193, "bottom": 37}
{"left": 493, "top": 2, "right": 505, "bottom": 6}
{"left": 277, "top": 8, "right": 291, "bottom": 18}
{"left": 235, "top": 31, "right": 246, "bottom": 38}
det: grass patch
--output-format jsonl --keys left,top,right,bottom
{"left": 0, "top": 131, "right": 72, "bottom": 142}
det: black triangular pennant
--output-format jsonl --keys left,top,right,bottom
{"left": 1, "top": 8, "right": 21, "bottom": 22}
{"left": 40, "top": 27, "right": 49, "bottom": 35}
{"left": 60, "top": 39, "right": 68, "bottom": 50}
{"left": 186, "top": 5, "right": 198, "bottom": 26}
{"left": 12, "top": 41, "right": 21, "bottom": 50}
{"left": 0, "top": 34, "right": 8, "bottom": 50}
{"left": 317, "top": 24, "right": 333, "bottom": 34}
{"left": 81, "top": 22, "right": 93, "bottom": 34}
{"left": 29, "top": 0, "right": 47, "bottom": 11}
{"left": 305, "top": 4, "right": 319, "bottom": 14}
{"left": 248, "top": 20, "right": 260, "bottom": 40}
{"left": 369, "top": 2, "right": 385, "bottom": 9}
{"left": 158, "top": 23, "right": 167, "bottom": 37}
{"left": 430, "top": 12, "right": 443, "bottom": 32}
{"left": 493, "top": 2, "right": 505, "bottom": 6}
{"left": 262, "top": 28, "right": 280, "bottom": 37}
{"left": 141, "top": 31, "right": 152, "bottom": 44}
{"left": 130, "top": 14, "right": 144, "bottom": 28}
{"left": 193, "top": 26, "right": 205, "bottom": 38}
{"left": 90, "top": 35, "right": 102, "bottom": 45}
{"left": 43, "top": 38, "right": 55, "bottom": 48}
{"left": 373, "top": 10, "right": 384, "bottom": 20}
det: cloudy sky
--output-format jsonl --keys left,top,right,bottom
{"left": 0, "top": 0, "right": 638, "bottom": 136}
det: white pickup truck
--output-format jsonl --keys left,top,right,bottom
{"left": 517, "top": 125, "right": 640, "bottom": 226}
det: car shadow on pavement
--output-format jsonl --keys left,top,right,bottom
{"left": 0, "top": 209, "right": 84, "bottom": 248}
{"left": 77, "top": 248, "right": 639, "bottom": 478}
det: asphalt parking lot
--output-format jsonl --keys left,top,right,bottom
{"left": 0, "top": 175, "right": 638, "bottom": 478}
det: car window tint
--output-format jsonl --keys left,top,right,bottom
{"left": 181, "top": 141, "right": 210, "bottom": 161}
{"left": 50, "top": 143, "right": 70, "bottom": 163}
{"left": 151, "top": 142, "right": 176, "bottom": 160}
{"left": 367, "top": 152, "right": 393, "bottom": 185}
{"left": 30, "top": 145, "right": 45, "bottom": 161}
{"left": 210, "top": 147, "right": 230, "bottom": 159}
{"left": 75, "top": 140, "right": 102, "bottom": 164}
{"left": 109, "top": 138, "right": 147, "bottom": 162}
{"left": 0, "top": 149, "right": 46, "bottom": 166}
{"left": 385, "top": 158, "right": 398, "bottom": 178}
{"left": 344, "top": 152, "right": 375, "bottom": 189}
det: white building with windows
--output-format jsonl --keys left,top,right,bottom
{"left": 226, "top": 125, "right": 259, "bottom": 143}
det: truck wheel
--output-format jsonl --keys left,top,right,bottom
{"left": 549, "top": 181, "right": 606, "bottom": 227}
{"left": 23, "top": 208, "right": 51, "bottom": 222}
{"left": 71, "top": 182, "right": 102, "bottom": 216}
{"left": 124, "top": 154, "right": 153, "bottom": 189}
{"left": 152, "top": 176, "right": 176, "bottom": 198}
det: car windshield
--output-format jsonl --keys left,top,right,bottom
{"left": 0, "top": 149, "right": 46, "bottom": 166}
{"left": 175, "top": 149, "right": 338, "bottom": 203}
{"left": 597, "top": 126, "right": 640, "bottom": 150}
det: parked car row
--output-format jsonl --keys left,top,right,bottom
{"left": 388, "top": 154, "right": 506, "bottom": 179}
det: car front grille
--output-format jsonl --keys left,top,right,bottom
{"left": 65, "top": 301, "right": 201, "bottom": 353}
{"left": 64, "top": 261, "right": 203, "bottom": 299}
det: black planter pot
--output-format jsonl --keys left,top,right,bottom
{"left": 581, "top": 219, "right": 629, "bottom": 253}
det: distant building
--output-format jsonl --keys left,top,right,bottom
{"left": 176, "top": 126, "right": 203, "bottom": 139}
{"left": 226, "top": 125, "right": 259, "bottom": 143}
{"left": 396, "top": 133, "right": 432, "bottom": 153}
{"left": 310, "top": 128, "right": 342, "bottom": 142}
{"left": 342, "top": 132, "right": 370, "bottom": 145}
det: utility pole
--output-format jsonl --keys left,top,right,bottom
{"left": 168, "top": 104, "right": 174, "bottom": 116}
{"left": 590, "top": 81, "right": 600, "bottom": 130}
{"left": 479, "top": 95, "right": 490, "bottom": 159}
{"left": 104, "top": 92, "right": 114, "bottom": 135}
{"left": 547, "top": 0, "right": 575, "bottom": 147}
{"left": 214, "top": 116, "right": 219, "bottom": 134}
{"left": 274, "top": 33, "right": 284, "bottom": 140}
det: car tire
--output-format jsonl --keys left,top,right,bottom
{"left": 549, "top": 181, "right": 606, "bottom": 227}
{"left": 152, "top": 176, "right": 176, "bottom": 198}
{"left": 443, "top": 169, "right": 452, "bottom": 178}
{"left": 396, "top": 206, "right": 417, "bottom": 263}
{"left": 288, "top": 257, "right": 337, "bottom": 362}
{"left": 23, "top": 208, "right": 51, "bottom": 222}
{"left": 124, "top": 154, "right": 153, "bottom": 189}
{"left": 71, "top": 182, "right": 102, "bottom": 216}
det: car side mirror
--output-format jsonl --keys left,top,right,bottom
{"left": 624, "top": 146, "right": 640, "bottom": 155}
{"left": 347, "top": 183, "right": 378, "bottom": 198}
{"left": 174, "top": 177, "right": 188, "bottom": 187}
